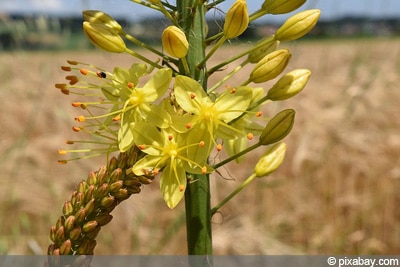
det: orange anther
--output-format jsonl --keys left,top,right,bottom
{"left": 256, "top": 111, "right": 263, "bottom": 117}
{"left": 138, "top": 144, "right": 146, "bottom": 150}
{"left": 61, "top": 66, "right": 71, "bottom": 71}
{"left": 72, "top": 126, "right": 81, "bottom": 132}
{"left": 179, "top": 184, "right": 185, "bottom": 192}
{"left": 201, "top": 166, "right": 207, "bottom": 174}
{"left": 75, "top": 115, "right": 85, "bottom": 122}
{"left": 66, "top": 60, "right": 78, "bottom": 65}
{"left": 71, "top": 102, "right": 81, "bottom": 107}
{"left": 247, "top": 132, "right": 254, "bottom": 140}
{"left": 185, "top": 123, "right": 192, "bottom": 129}
{"left": 216, "top": 143, "right": 223, "bottom": 151}
{"left": 199, "top": 141, "right": 205, "bottom": 147}
{"left": 58, "top": 150, "right": 67, "bottom": 155}
{"left": 190, "top": 93, "right": 196, "bottom": 99}
{"left": 80, "top": 68, "right": 88, "bottom": 75}
{"left": 230, "top": 88, "right": 236, "bottom": 94}
{"left": 58, "top": 160, "right": 68, "bottom": 164}
{"left": 127, "top": 82, "right": 134, "bottom": 88}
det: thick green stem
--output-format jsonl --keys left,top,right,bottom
{"left": 178, "top": 0, "right": 213, "bottom": 258}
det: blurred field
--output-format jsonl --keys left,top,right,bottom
{"left": 1, "top": 38, "right": 400, "bottom": 255}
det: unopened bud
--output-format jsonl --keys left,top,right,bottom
{"left": 75, "top": 208, "right": 86, "bottom": 224}
{"left": 275, "top": 9, "right": 321, "bottom": 42}
{"left": 162, "top": 26, "right": 189, "bottom": 58}
{"left": 82, "top": 10, "right": 123, "bottom": 34}
{"left": 62, "top": 201, "right": 74, "bottom": 217}
{"left": 262, "top": 0, "right": 306, "bottom": 15}
{"left": 55, "top": 226, "right": 65, "bottom": 242}
{"left": 248, "top": 38, "right": 279, "bottom": 64}
{"left": 249, "top": 49, "right": 291, "bottom": 83}
{"left": 260, "top": 109, "right": 295, "bottom": 145}
{"left": 109, "top": 180, "right": 124, "bottom": 193}
{"left": 100, "top": 196, "right": 115, "bottom": 209}
{"left": 83, "top": 21, "right": 126, "bottom": 53}
{"left": 267, "top": 69, "right": 311, "bottom": 100}
{"left": 69, "top": 226, "right": 82, "bottom": 241}
{"left": 254, "top": 142, "right": 287, "bottom": 177}
{"left": 224, "top": 0, "right": 249, "bottom": 39}
{"left": 84, "top": 198, "right": 96, "bottom": 217}
{"left": 59, "top": 239, "right": 72, "bottom": 255}
{"left": 95, "top": 213, "right": 113, "bottom": 226}
{"left": 82, "top": 220, "right": 98, "bottom": 233}
{"left": 64, "top": 216, "right": 75, "bottom": 232}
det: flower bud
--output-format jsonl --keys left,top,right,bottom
{"left": 267, "top": 69, "right": 311, "bottom": 100}
{"left": 82, "top": 220, "right": 98, "bottom": 233}
{"left": 262, "top": 0, "right": 306, "bottom": 15}
{"left": 249, "top": 49, "right": 291, "bottom": 83}
{"left": 254, "top": 142, "right": 287, "bottom": 177}
{"left": 162, "top": 26, "right": 189, "bottom": 58}
{"left": 75, "top": 208, "right": 86, "bottom": 224}
{"left": 224, "top": 0, "right": 249, "bottom": 39}
{"left": 64, "top": 216, "right": 75, "bottom": 232}
{"left": 275, "top": 9, "right": 321, "bottom": 42}
{"left": 95, "top": 213, "right": 113, "bottom": 226}
{"left": 83, "top": 21, "right": 126, "bottom": 53}
{"left": 62, "top": 201, "right": 74, "bottom": 217}
{"left": 248, "top": 38, "right": 280, "bottom": 64}
{"left": 260, "top": 109, "right": 295, "bottom": 145}
{"left": 69, "top": 226, "right": 82, "bottom": 241}
{"left": 59, "top": 239, "right": 72, "bottom": 255}
{"left": 82, "top": 10, "right": 123, "bottom": 34}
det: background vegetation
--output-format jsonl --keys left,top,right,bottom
{"left": 1, "top": 35, "right": 399, "bottom": 254}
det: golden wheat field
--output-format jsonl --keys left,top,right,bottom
{"left": 0, "top": 38, "right": 400, "bottom": 255}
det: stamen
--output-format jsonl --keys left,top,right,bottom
{"left": 179, "top": 184, "right": 185, "bottom": 192}
{"left": 216, "top": 143, "right": 223, "bottom": 151}
{"left": 138, "top": 144, "right": 146, "bottom": 150}
{"left": 185, "top": 123, "right": 192, "bottom": 129}
{"left": 58, "top": 160, "right": 68, "bottom": 164}
{"left": 190, "top": 93, "right": 196, "bottom": 99}
{"left": 61, "top": 66, "right": 71, "bottom": 71}
{"left": 72, "top": 126, "right": 81, "bottom": 132}
{"left": 256, "top": 111, "right": 263, "bottom": 117}
{"left": 201, "top": 166, "right": 207, "bottom": 174}
{"left": 66, "top": 60, "right": 79, "bottom": 65}
{"left": 127, "top": 82, "right": 134, "bottom": 88}
{"left": 199, "top": 141, "right": 205, "bottom": 147}
{"left": 80, "top": 68, "right": 88, "bottom": 75}
{"left": 66, "top": 140, "right": 75, "bottom": 145}
{"left": 247, "top": 132, "right": 254, "bottom": 140}
{"left": 230, "top": 88, "right": 236, "bottom": 94}
{"left": 112, "top": 115, "right": 121, "bottom": 122}
{"left": 75, "top": 116, "right": 85, "bottom": 122}
{"left": 96, "top": 71, "right": 107, "bottom": 78}
{"left": 58, "top": 150, "right": 68, "bottom": 155}
{"left": 168, "top": 134, "right": 173, "bottom": 141}
{"left": 55, "top": 83, "right": 67, "bottom": 90}
{"left": 153, "top": 168, "right": 159, "bottom": 175}
{"left": 71, "top": 102, "right": 81, "bottom": 107}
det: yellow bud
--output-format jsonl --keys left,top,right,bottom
{"left": 254, "top": 142, "right": 287, "bottom": 177}
{"left": 262, "top": 0, "right": 306, "bottom": 15}
{"left": 248, "top": 38, "right": 280, "bottom": 64}
{"left": 83, "top": 21, "right": 126, "bottom": 53}
{"left": 259, "top": 109, "right": 295, "bottom": 145}
{"left": 267, "top": 69, "right": 311, "bottom": 100}
{"left": 249, "top": 49, "right": 291, "bottom": 83}
{"left": 162, "top": 26, "right": 189, "bottom": 58}
{"left": 82, "top": 10, "right": 123, "bottom": 34}
{"left": 275, "top": 9, "right": 321, "bottom": 42}
{"left": 223, "top": 0, "right": 249, "bottom": 39}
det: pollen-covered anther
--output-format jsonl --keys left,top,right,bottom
{"left": 80, "top": 68, "right": 88, "bottom": 75}
{"left": 58, "top": 160, "right": 68, "bottom": 164}
{"left": 61, "top": 66, "right": 71, "bottom": 71}
{"left": 230, "top": 88, "right": 237, "bottom": 94}
{"left": 58, "top": 150, "right": 67, "bottom": 155}
{"left": 216, "top": 143, "right": 223, "bottom": 151}
{"left": 127, "top": 82, "right": 134, "bottom": 88}
{"left": 179, "top": 184, "right": 185, "bottom": 192}
{"left": 201, "top": 166, "right": 207, "bottom": 174}
{"left": 65, "top": 75, "right": 79, "bottom": 85}
{"left": 112, "top": 115, "right": 121, "bottom": 122}
{"left": 66, "top": 140, "right": 75, "bottom": 145}
{"left": 168, "top": 134, "right": 173, "bottom": 141}
{"left": 67, "top": 60, "right": 78, "bottom": 65}
{"left": 72, "top": 126, "right": 82, "bottom": 132}
{"left": 247, "top": 132, "right": 254, "bottom": 140}
{"left": 55, "top": 83, "right": 67, "bottom": 90}
{"left": 190, "top": 93, "right": 196, "bottom": 99}
{"left": 138, "top": 144, "right": 146, "bottom": 150}
{"left": 256, "top": 111, "right": 263, "bottom": 117}
{"left": 75, "top": 115, "right": 85, "bottom": 122}
{"left": 61, "top": 89, "right": 70, "bottom": 95}
{"left": 152, "top": 168, "right": 159, "bottom": 176}
{"left": 199, "top": 141, "right": 205, "bottom": 147}
{"left": 185, "top": 123, "right": 192, "bottom": 129}
{"left": 80, "top": 103, "right": 87, "bottom": 109}
{"left": 96, "top": 71, "right": 107, "bottom": 78}
{"left": 71, "top": 102, "right": 81, "bottom": 107}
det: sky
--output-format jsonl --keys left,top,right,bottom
{"left": 1, "top": 0, "right": 400, "bottom": 22}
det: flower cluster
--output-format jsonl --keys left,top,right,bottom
{"left": 56, "top": 0, "right": 320, "bottom": 210}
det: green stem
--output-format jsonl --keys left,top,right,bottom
{"left": 211, "top": 173, "right": 257, "bottom": 215}
{"left": 178, "top": 0, "right": 213, "bottom": 258}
